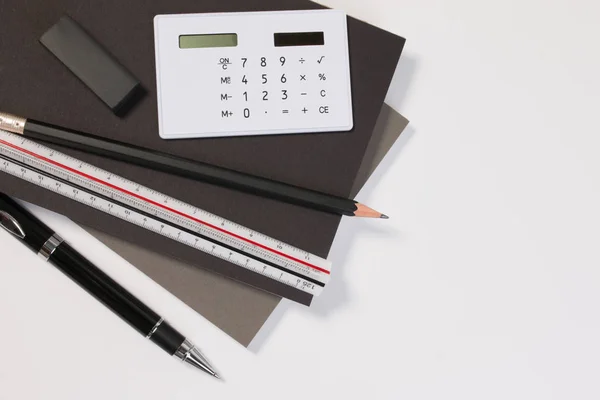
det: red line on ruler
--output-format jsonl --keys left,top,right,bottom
{"left": 0, "top": 138, "right": 330, "bottom": 275}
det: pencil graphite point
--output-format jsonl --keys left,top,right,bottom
{"left": 380, "top": 214, "right": 389, "bottom": 219}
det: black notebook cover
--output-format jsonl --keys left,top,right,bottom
{"left": 0, "top": 0, "right": 405, "bottom": 305}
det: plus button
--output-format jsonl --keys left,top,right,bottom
{"left": 302, "top": 107, "right": 308, "bottom": 114}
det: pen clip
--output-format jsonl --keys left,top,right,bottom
{"left": 0, "top": 211, "right": 26, "bottom": 239}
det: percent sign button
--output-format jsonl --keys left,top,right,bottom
{"left": 318, "top": 73, "right": 327, "bottom": 81}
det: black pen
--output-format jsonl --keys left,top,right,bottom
{"left": 0, "top": 193, "right": 220, "bottom": 378}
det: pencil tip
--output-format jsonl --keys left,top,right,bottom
{"left": 354, "top": 203, "right": 389, "bottom": 219}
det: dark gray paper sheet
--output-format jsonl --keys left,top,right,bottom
{"left": 0, "top": 0, "right": 405, "bottom": 305}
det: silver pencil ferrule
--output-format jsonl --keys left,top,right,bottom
{"left": 0, "top": 112, "right": 26, "bottom": 134}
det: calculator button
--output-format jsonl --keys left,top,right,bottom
{"left": 177, "top": 38, "right": 337, "bottom": 127}
{"left": 218, "top": 57, "right": 232, "bottom": 70}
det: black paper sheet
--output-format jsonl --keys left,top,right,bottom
{"left": 0, "top": 0, "right": 405, "bottom": 304}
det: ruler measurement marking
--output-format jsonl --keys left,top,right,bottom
{"left": 1, "top": 136, "right": 329, "bottom": 284}
{"left": 0, "top": 138, "right": 328, "bottom": 277}
{"left": 1, "top": 153, "right": 325, "bottom": 289}
{"left": 0, "top": 138, "right": 326, "bottom": 295}
{"left": 0, "top": 161, "right": 317, "bottom": 295}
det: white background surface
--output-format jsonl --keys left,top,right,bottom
{"left": 1, "top": 0, "right": 600, "bottom": 398}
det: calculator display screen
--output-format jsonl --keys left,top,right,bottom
{"left": 179, "top": 33, "right": 238, "bottom": 49}
{"left": 274, "top": 32, "right": 325, "bottom": 47}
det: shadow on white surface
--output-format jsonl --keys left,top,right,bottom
{"left": 309, "top": 55, "right": 418, "bottom": 317}
{"left": 249, "top": 123, "right": 416, "bottom": 352}
{"left": 248, "top": 299, "right": 292, "bottom": 353}
{"left": 387, "top": 55, "right": 417, "bottom": 110}
{"left": 248, "top": 55, "right": 418, "bottom": 353}
{"left": 309, "top": 124, "right": 415, "bottom": 315}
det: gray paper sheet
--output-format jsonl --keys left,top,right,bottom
{"left": 84, "top": 104, "right": 408, "bottom": 347}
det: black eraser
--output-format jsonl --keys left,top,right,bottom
{"left": 40, "top": 16, "right": 144, "bottom": 117}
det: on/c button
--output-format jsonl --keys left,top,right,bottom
{"left": 320, "top": 89, "right": 327, "bottom": 97}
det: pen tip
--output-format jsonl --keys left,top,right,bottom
{"left": 380, "top": 214, "right": 389, "bottom": 219}
{"left": 214, "top": 373, "right": 221, "bottom": 380}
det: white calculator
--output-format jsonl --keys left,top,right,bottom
{"left": 153, "top": 10, "right": 353, "bottom": 139}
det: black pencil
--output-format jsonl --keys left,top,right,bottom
{"left": 0, "top": 112, "right": 388, "bottom": 218}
